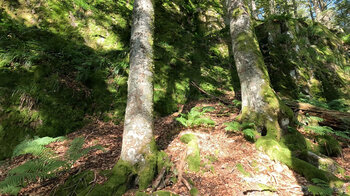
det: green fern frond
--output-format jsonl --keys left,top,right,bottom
{"left": 175, "top": 106, "right": 216, "bottom": 128}
{"left": 305, "top": 126, "right": 333, "bottom": 135}
{"left": 0, "top": 183, "right": 21, "bottom": 195}
{"left": 12, "top": 136, "right": 65, "bottom": 157}
{"left": 66, "top": 137, "right": 104, "bottom": 164}
{"left": 224, "top": 121, "right": 241, "bottom": 132}
{"left": 243, "top": 129, "right": 256, "bottom": 142}
{"left": 0, "top": 137, "right": 100, "bottom": 195}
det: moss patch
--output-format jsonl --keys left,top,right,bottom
{"left": 256, "top": 137, "right": 344, "bottom": 188}
{"left": 315, "top": 135, "right": 341, "bottom": 157}
{"left": 180, "top": 134, "right": 201, "bottom": 172}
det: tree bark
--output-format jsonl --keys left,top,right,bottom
{"left": 225, "top": 0, "right": 293, "bottom": 140}
{"left": 251, "top": 0, "right": 258, "bottom": 20}
{"left": 269, "top": 0, "right": 275, "bottom": 15}
{"left": 309, "top": 0, "right": 315, "bottom": 22}
{"left": 312, "top": 0, "right": 321, "bottom": 21}
{"left": 121, "top": 0, "right": 155, "bottom": 165}
{"left": 292, "top": 0, "right": 298, "bottom": 18}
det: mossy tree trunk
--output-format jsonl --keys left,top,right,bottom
{"left": 121, "top": 0, "right": 155, "bottom": 166}
{"left": 225, "top": 0, "right": 293, "bottom": 140}
{"left": 225, "top": 1, "right": 347, "bottom": 191}
{"left": 87, "top": 0, "right": 157, "bottom": 194}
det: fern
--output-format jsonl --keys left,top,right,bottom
{"left": 243, "top": 129, "right": 256, "bottom": 142}
{"left": 305, "top": 126, "right": 333, "bottom": 136}
{"left": 12, "top": 136, "right": 65, "bottom": 157}
{"left": 0, "top": 137, "right": 103, "bottom": 195}
{"left": 305, "top": 125, "right": 350, "bottom": 140}
{"left": 307, "top": 178, "right": 333, "bottom": 196}
{"left": 176, "top": 106, "right": 215, "bottom": 128}
{"left": 66, "top": 137, "right": 104, "bottom": 165}
{"left": 224, "top": 121, "right": 241, "bottom": 132}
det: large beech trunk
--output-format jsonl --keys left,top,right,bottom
{"left": 225, "top": 0, "right": 292, "bottom": 140}
{"left": 121, "top": 0, "right": 155, "bottom": 165}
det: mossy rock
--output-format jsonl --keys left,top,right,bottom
{"left": 180, "top": 134, "right": 201, "bottom": 172}
{"left": 315, "top": 135, "right": 342, "bottom": 157}
{"left": 256, "top": 137, "right": 344, "bottom": 188}
{"left": 180, "top": 134, "right": 197, "bottom": 144}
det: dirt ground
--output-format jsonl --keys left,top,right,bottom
{"left": 0, "top": 99, "right": 349, "bottom": 196}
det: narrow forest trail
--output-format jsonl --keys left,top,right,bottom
{"left": 0, "top": 99, "right": 349, "bottom": 196}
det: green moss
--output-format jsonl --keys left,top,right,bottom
{"left": 180, "top": 134, "right": 197, "bottom": 144}
{"left": 190, "top": 188, "right": 199, "bottom": 196}
{"left": 76, "top": 160, "right": 134, "bottom": 196}
{"left": 315, "top": 135, "right": 341, "bottom": 157}
{"left": 256, "top": 138, "right": 344, "bottom": 188}
{"left": 187, "top": 139, "right": 201, "bottom": 172}
{"left": 138, "top": 153, "right": 157, "bottom": 190}
{"left": 231, "top": 8, "right": 244, "bottom": 19}
{"left": 180, "top": 134, "right": 200, "bottom": 172}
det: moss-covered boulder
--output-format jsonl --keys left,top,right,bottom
{"left": 180, "top": 134, "right": 201, "bottom": 172}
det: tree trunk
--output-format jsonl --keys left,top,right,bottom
{"left": 269, "top": 0, "right": 275, "bottom": 15}
{"left": 251, "top": 0, "right": 258, "bottom": 20}
{"left": 312, "top": 0, "right": 321, "bottom": 21}
{"left": 224, "top": 1, "right": 346, "bottom": 187}
{"left": 225, "top": 0, "right": 293, "bottom": 140}
{"left": 309, "top": 0, "right": 315, "bottom": 22}
{"left": 292, "top": 0, "right": 298, "bottom": 18}
{"left": 121, "top": 0, "right": 155, "bottom": 165}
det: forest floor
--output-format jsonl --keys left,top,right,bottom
{"left": 0, "top": 99, "right": 349, "bottom": 196}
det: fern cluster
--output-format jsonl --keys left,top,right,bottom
{"left": 0, "top": 137, "right": 103, "bottom": 195}
{"left": 176, "top": 106, "right": 215, "bottom": 128}
{"left": 304, "top": 124, "right": 350, "bottom": 141}
{"left": 224, "top": 121, "right": 257, "bottom": 142}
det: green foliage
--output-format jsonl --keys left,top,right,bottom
{"left": 176, "top": 107, "right": 215, "bottom": 128}
{"left": 0, "top": 1, "right": 131, "bottom": 159}
{"left": 225, "top": 121, "right": 257, "bottom": 142}
{"left": 305, "top": 125, "right": 350, "bottom": 140}
{"left": 65, "top": 137, "right": 104, "bottom": 165}
{"left": 232, "top": 100, "right": 242, "bottom": 108}
{"left": 0, "top": 137, "right": 102, "bottom": 195}
{"left": 224, "top": 121, "right": 241, "bottom": 132}
{"left": 12, "top": 136, "right": 65, "bottom": 157}
{"left": 307, "top": 178, "right": 333, "bottom": 196}
{"left": 343, "top": 34, "right": 350, "bottom": 44}
{"left": 190, "top": 187, "right": 199, "bottom": 196}
{"left": 243, "top": 129, "right": 257, "bottom": 142}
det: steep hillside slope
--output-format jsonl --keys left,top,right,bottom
{"left": 256, "top": 17, "right": 350, "bottom": 111}
{"left": 0, "top": 0, "right": 349, "bottom": 162}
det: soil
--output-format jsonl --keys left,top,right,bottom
{"left": 0, "top": 98, "right": 349, "bottom": 196}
